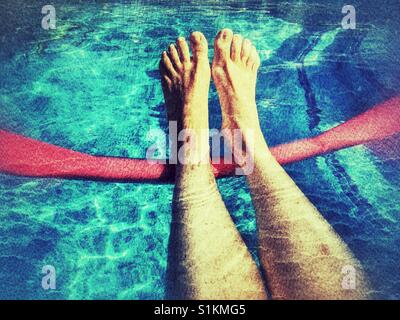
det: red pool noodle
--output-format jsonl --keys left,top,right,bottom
{"left": 1, "top": 96, "right": 399, "bottom": 183}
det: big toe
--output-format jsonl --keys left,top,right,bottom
{"left": 190, "top": 31, "right": 208, "bottom": 62}
{"left": 214, "top": 28, "right": 233, "bottom": 64}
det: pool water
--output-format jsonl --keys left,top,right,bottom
{"left": 0, "top": 0, "right": 399, "bottom": 299}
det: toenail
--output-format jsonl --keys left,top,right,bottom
{"left": 221, "top": 29, "right": 232, "bottom": 39}
{"left": 177, "top": 37, "right": 185, "bottom": 42}
{"left": 191, "top": 32, "right": 202, "bottom": 41}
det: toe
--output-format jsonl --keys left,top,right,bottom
{"left": 241, "top": 39, "right": 252, "bottom": 64}
{"left": 159, "top": 59, "right": 172, "bottom": 86}
{"left": 214, "top": 28, "right": 234, "bottom": 63}
{"left": 231, "top": 34, "right": 243, "bottom": 62}
{"left": 176, "top": 37, "right": 190, "bottom": 64}
{"left": 248, "top": 46, "right": 261, "bottom": 71}
{"left": 190, "top": 31, "right": 208, "bottom": 62}
{"left": 160, "top": 51, "right": 178, "bottom": 78}
{"left": 168, "top": 44, "right": 182, "bottom": 69}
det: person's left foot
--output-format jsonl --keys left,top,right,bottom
{"left": 159, "top": 32, "right": 211, "bottom": 164}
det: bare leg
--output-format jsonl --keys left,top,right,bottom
{"left": 160, "top": 32, "right": 267, "bottom": 300}
{"left": 212, "top": 29, "right": 371, "bottom": 300}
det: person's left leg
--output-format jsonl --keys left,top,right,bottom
{"left": 160, "top": 32, "right": 267, "bottom": 300}
{"left": 212, "top": 29, "right": 371, "bottom": 300}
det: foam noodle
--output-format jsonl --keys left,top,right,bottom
{"left": 1, "top": 96, "right": 399, "bottom": 183}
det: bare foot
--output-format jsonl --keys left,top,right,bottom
{"left": 160, "top": 32, "right": 211, "bottom": 164}
{"left": 212, "top": 29, "right": 262, "bottom": 140}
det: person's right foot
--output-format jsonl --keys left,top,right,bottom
{"left": 160, "top": 32, "right": 211, "bottom": 165}
{"left": 212, "top": 29, "right": 262, "bottom": 137}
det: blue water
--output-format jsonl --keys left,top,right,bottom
{"left": 0, "top": 0, "right": 399, "bottom": 299}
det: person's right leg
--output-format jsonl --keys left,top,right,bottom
{"left": 212, "top": 28, "right": 371, "bottom": 299}
{"left": 161, "top": 32, "right": 267, "bottom": 300}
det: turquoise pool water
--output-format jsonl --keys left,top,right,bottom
{"left": 0, "top": 0, "right": 399, "bottom": 299}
